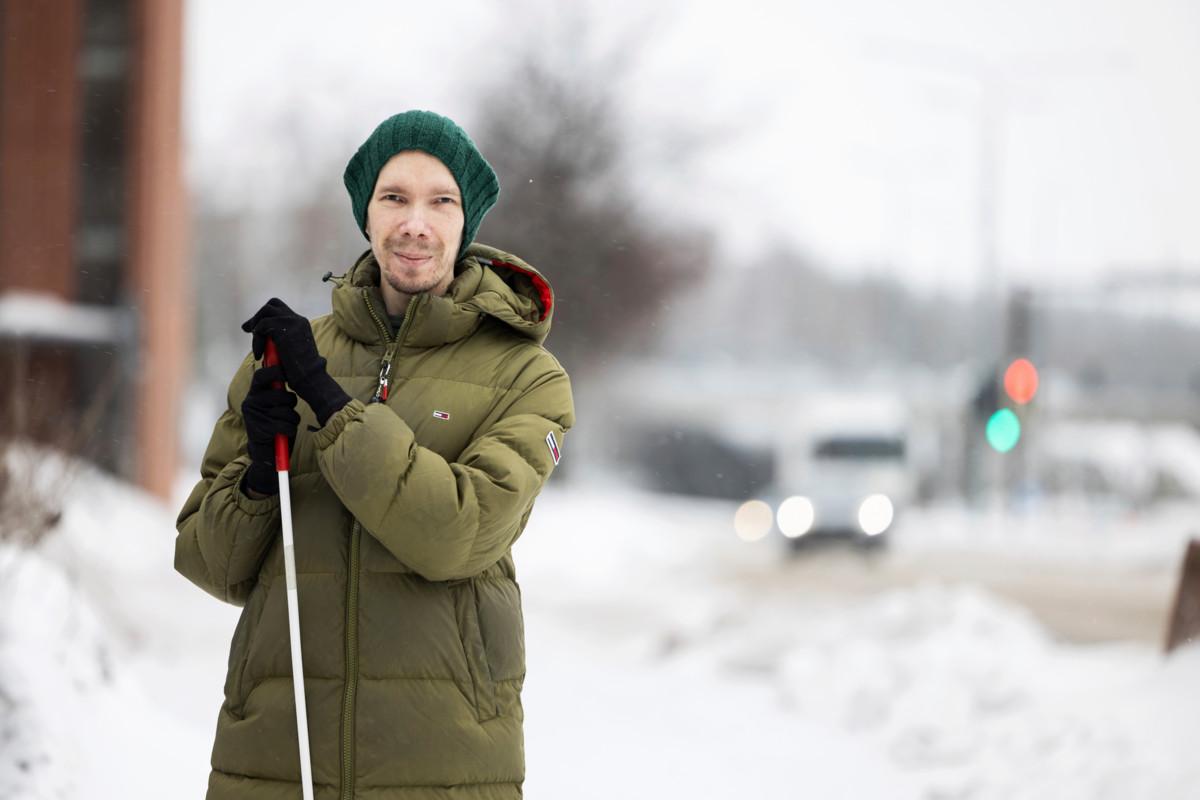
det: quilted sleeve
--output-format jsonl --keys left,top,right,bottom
{"left": 313, "top": 359, "right": 574, "bottom": 581}
{"left": 174, "top": 355, "right": 282, "bottom": 605}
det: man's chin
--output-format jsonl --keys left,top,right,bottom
{"left": 384, "top": 275, "right": 439, "bottom": 297}
{"left": 387, "top": 283, "right": 433, "bottom": 296}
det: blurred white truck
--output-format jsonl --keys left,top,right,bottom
{"left": 768, "top": 392, "right": 915, "bottom": 551}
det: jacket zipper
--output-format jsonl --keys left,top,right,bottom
{"left": 362, "top": 289, "right": 422, "bottom": 402}
{"left": 339, "top": 290, "right": 416, "bottom": 800}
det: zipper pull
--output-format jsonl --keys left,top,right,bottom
{"left": 370, "top": 357, "right": 393, "bottom": 404}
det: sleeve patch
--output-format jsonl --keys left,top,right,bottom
{"left": 546, "top": 430, "right": 561, "bottom": 465}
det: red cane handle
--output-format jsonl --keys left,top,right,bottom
{"left": 263, "top": 339, "right": 291, "bottom": 471}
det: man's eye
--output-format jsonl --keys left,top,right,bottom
{"left": 382, "top": 194, "right": 404, "bottom": 202}
{"left": 436, "top": 197, "right": 458, "bottom": 205}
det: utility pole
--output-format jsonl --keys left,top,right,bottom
{"left": 1004, "top": 287, "right": 1034, "bottom": 502}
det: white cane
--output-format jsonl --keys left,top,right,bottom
{"left": 266, "top": 340, "right": 315, "bottom": 800}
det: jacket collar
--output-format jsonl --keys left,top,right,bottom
{"left": 329, "top": 243, "right": 555, "bottom": 348}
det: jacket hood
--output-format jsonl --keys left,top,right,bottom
{"left": 330, "top": 242, "right": 555, "bottom": 347}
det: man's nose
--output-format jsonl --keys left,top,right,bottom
{"left": 398, "top": 206, "right": 431, "bottom": 237}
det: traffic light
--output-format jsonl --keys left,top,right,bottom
{"left": 985, "top": 357, "right": 1039, "bottom": 453}
{"left": 986, "top": 408, "right": 1021, "bottom": 453}
{"left": 1004, "top": 358, "right": 1039, "bottom": 405}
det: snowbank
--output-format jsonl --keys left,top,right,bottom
{"left": 519, "top": 487, "right": 1200, "bottom": 799}
{"left": 771, "top": 585, "right": 1200, "bottom": 799}
{"left": 0, "top": 448, "right": 232, "bottom": 799}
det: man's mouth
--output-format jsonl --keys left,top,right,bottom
{"left": 395, "top": 252, "right": 432, "bottom": 264}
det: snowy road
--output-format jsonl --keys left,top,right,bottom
{"left": 730, "top": 545, "right": 1176, "bottom": 645}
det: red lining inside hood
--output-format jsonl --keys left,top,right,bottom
{"left": 480, "top": 258, "right": 552, "bottom": 322}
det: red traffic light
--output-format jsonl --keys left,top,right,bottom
{"left": 1004, "top": 358, "right": 1039, "bottom": 405}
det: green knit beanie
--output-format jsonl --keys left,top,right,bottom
{"left": 343, "top": 110, "right": 500, "bottom": 253}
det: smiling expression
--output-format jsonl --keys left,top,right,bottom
{"left": 365, "top": 150, "right": 465, "bottom": 315}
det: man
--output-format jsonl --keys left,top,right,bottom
{"left": 175, "top": 110, "right": 574, "bottom": 799}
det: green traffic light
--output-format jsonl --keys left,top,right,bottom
{"left": 986, "top": 408, "right": 1021, "bottom": 453}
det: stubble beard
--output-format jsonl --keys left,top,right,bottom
{"left": 379, "top": 237, "right": 450, "bottom": 297}
{"left": 383, "top": 264, "right": 443, "bottom": 296}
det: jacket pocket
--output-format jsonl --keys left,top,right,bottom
{"left": 224, "top": 580, "right": 270, "bottom": 718}
{"left": 452, "top": 579, "right": 499, "bottom": 722}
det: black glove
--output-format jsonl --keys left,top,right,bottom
{"left": 240, "top": 364, "right": 300, "bottom": 496}
{"left": 241, "top": 298, "right": 351, "bottom": 426}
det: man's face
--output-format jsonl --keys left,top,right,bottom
{"left": 365, "top": 150, "right": 464, "bottom": 311}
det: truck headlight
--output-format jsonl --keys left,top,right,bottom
{"left": 734, "top": 499, "right": 774, "bottom": 542}
{"left": 857, "top": 494, "right": 893, "bottom": 536}
{"left": 777, "top": 496, "right": 815, "bottom": 538}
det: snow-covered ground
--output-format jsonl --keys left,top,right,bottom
{"left": 0, "top": 449, "right": 234, "bottom": 799}
{"left": 2, "top": 456, "right": 1198, "bottom": 798}
{"left": 519, "top": 488, "right": 1200, "bottom": 799}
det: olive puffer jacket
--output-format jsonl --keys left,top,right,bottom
{"left": 175, "top": 243, "right": 574, "bottom": 799}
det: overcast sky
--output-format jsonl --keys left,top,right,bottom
{"left": 185, "top": 0, "right": 1200, "bottom": 295}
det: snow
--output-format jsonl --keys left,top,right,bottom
{"left": 2, "top": 452, "right": 1198, "bottom": 798}
{"left": 1034, "top": 420, "right": 1200, "bottom": 505}
{"left": 895, "top": 501, "right": 1198, "bottom": 572}
{"left": 0, "top": 446, "right": 234, "bottom": 799}
{"left": 518, "top": 488, "right": 1200, "bottom": 798}
{"left": 771, "top": 587, "right": 1199, "bottom": 798}
{"left": 0, "top": 292, "right": 127, "bottom": 346}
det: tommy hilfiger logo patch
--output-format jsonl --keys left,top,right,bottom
{"left": 432, "top": 410, "right": 450, "bottom": 421}
{"left": 546, "top": 431, "right": 561, "bottom": 464}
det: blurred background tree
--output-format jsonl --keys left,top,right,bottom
{"left": 471, "top": 17, "right": 712, "bottom": 380}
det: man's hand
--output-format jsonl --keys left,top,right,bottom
{"left": 241, "top": 298, "right": 351, "bottom": 426}
{"left": 241, "top": 364, "right": 300, "bottom": 497}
